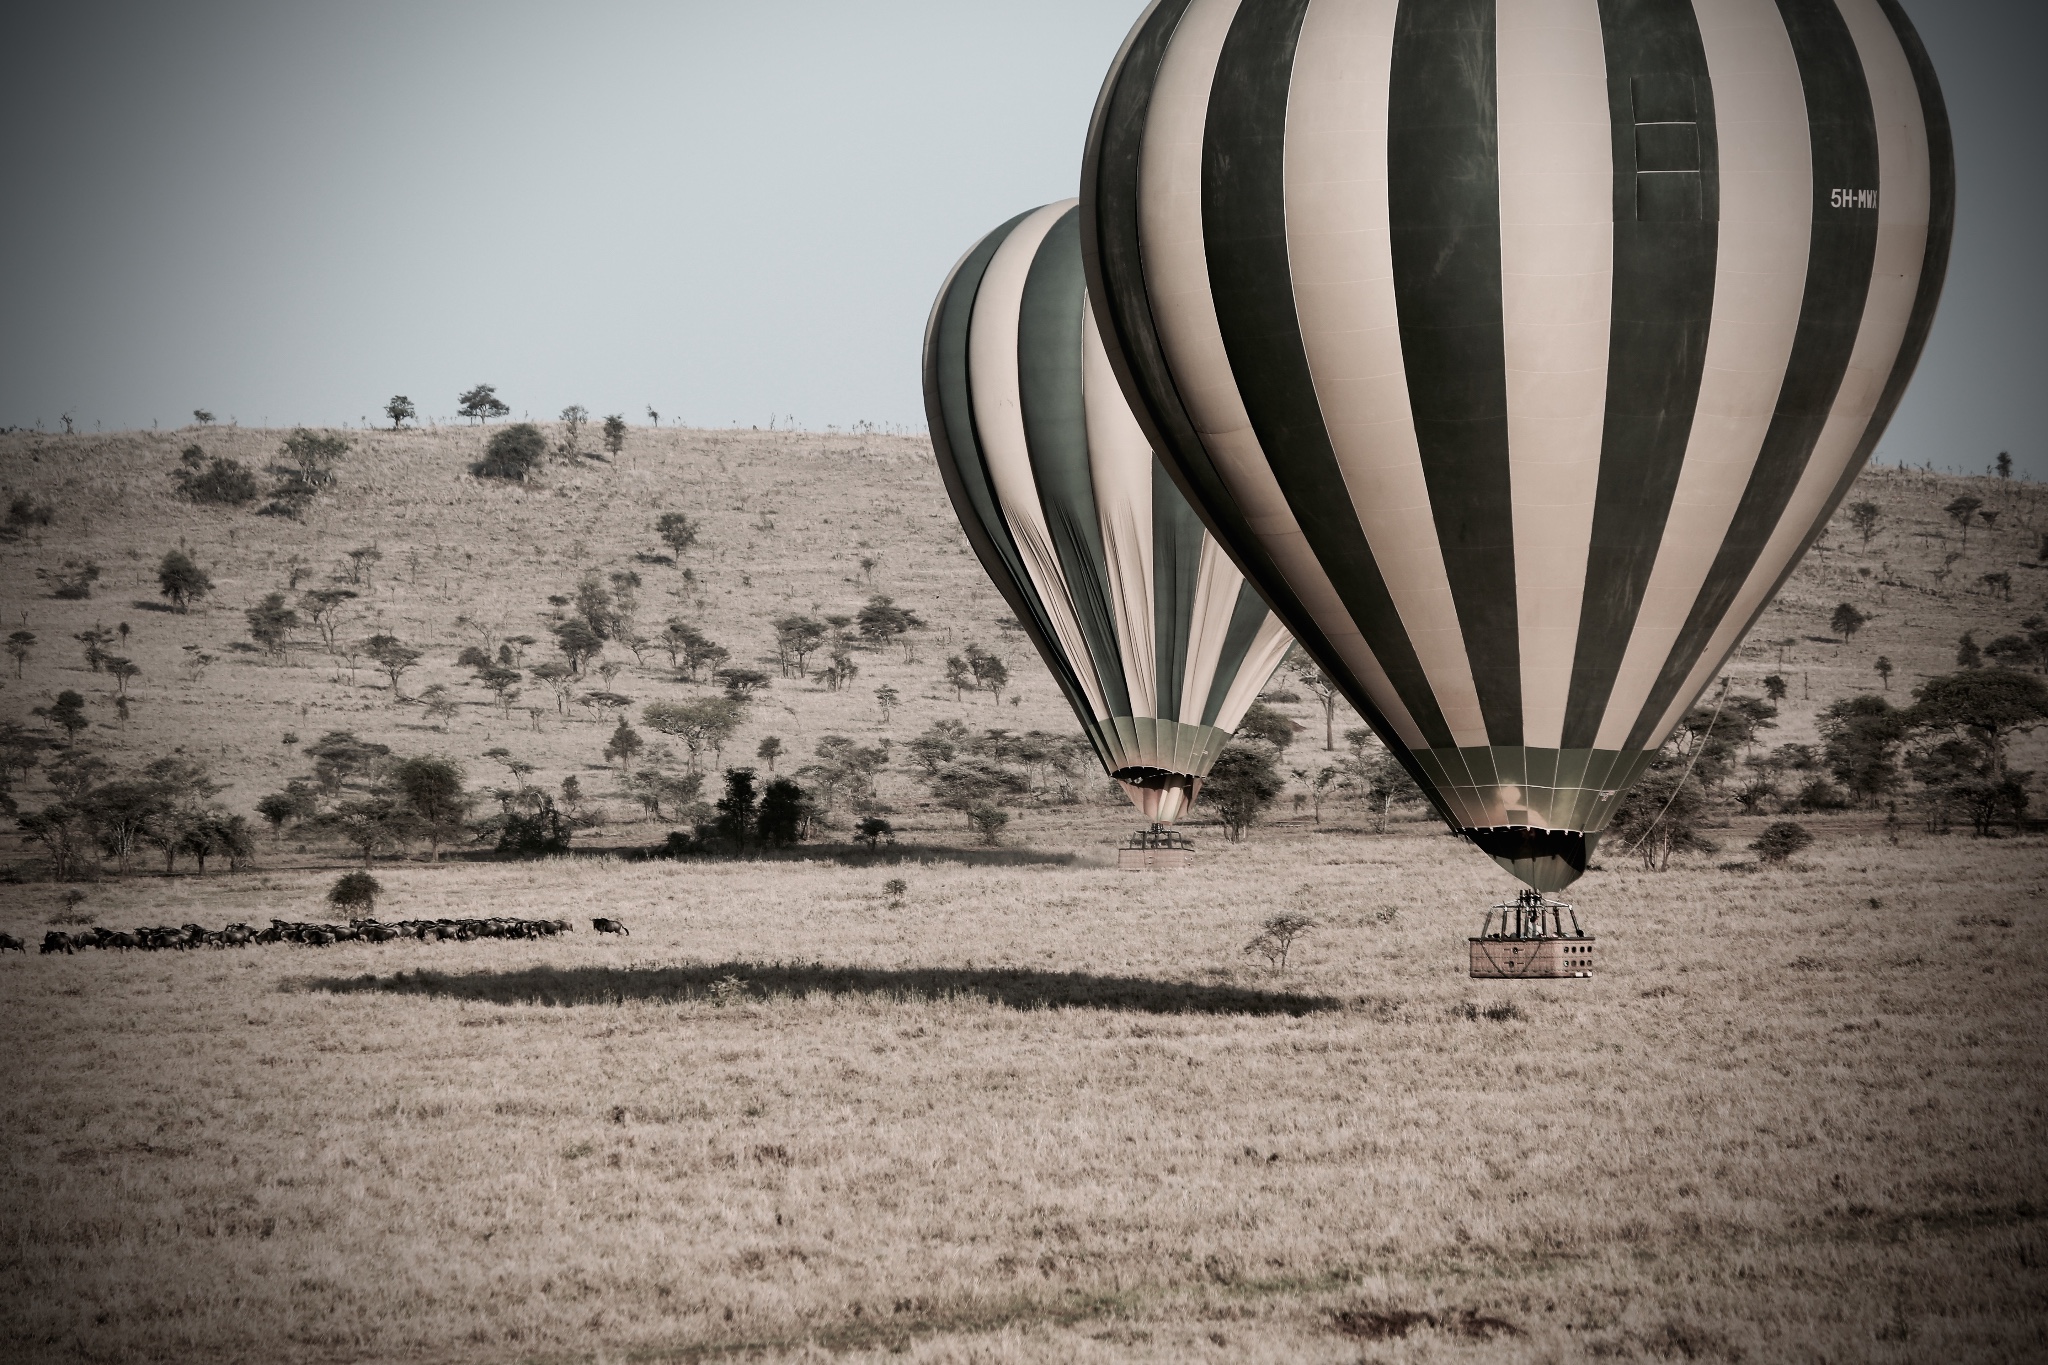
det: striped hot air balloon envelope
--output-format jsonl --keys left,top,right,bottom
{"left": 1080, "top": 0, "right": 1952, "bottom": 890}
{"left": 924, "top": 200, "right": 1295, "bottom": 826}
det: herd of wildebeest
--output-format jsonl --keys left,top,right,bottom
{"left": 1, "top": 915, "right": 631, "bottom": 955}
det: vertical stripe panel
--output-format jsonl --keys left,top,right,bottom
{"left": 1149, "top": 447, "right": 1207, "bottom": 718}
{"left": 1641, "top": 0, "right": 1932, "bottom": 743}
{"left": 1623, "top": 0, "right": 1881, "bottom": 748}
{"left": 1139, "top": 0, "right": 1438, "bottom": 751}
{"left": 1494, "top": 0, "right": 1612, "bottom": 749}
{"left": 1386, "top": 0, "right": 1522, "bottom": 744}
{"left": 1563, "top": 0, "right": 1720, "bottom": 751}
{"left": 970, "top": 203, "right": 1115, "bottom": 722}
{"left": 1177, "top": 536, "right": 1245, "bottom": 722}
{"left": 1284, "top": 0, "right": 1489, "bottom": 747}
{"left": 1083, "top": 289, "right": 1162, "bottom": 718}
{"left": 1018, "top": 210, "right": 1133, "bottom": 718}
{"left": 1205, "top": 592, "right": 1295, "bottom": 729}
{"left": 1590, "top": 0, "right": 1808, "bottom": 750}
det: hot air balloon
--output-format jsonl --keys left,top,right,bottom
{"left": 1080, "top": 0, "right": 1951, "bottom": 892}
{"left": 924, "top": 199, "right": 1294, "bottom": 851}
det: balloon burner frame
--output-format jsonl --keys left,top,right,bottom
{"left": 1117, "top": 823, "right": 1193, "bottom": 871}
{"left": 1469, "top": 889, "right": 1595, "bottom": 979}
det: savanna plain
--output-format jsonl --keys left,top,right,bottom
{"left": 1, "top": 422, "right": 2045, "bottom": 1363}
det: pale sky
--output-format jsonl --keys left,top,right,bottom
{"left": 2, "top": 0, "right": 2040, "bottom": 477}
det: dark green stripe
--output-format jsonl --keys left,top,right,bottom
{"left": 1386, "top": 0, "right": 1521, "bottom": 744}
{"left": 1018, "top": 209, "right": 1132, "bottom": 718}
{"left": 1625, "top": 0, "right": 1881, "bottom": 749}
{"left": 1201, "top": 580, "right": 1275, "bottom": 727}
{"left": 1151, "top": 454, "right": 1204, "bottom": 719}
{"left": 1670, "top": 0, "right": 1956, "bottom": 697}
{"left": 922, "top": 211, "right": 1112, "bottom": 773}
{"left": 1202, "top": 0, "right": 1456, "bottom": 750}
{"left": 1561, "top": 0, "right": 1719, "bottom": 750}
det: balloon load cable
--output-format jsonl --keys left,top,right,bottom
{"left": 1617, "top": 677, "right": 1731, "bottom": 860}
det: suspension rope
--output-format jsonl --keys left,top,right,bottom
{"left": 1621, "top": 677, "right": 1730, "bottom": 858}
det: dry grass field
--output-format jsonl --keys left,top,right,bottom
{"left": 1, "top": 825, "right": 2044, "bottom": 1363}
{"left": 2, "top": 424, "right": 2046, "bottom": 1362}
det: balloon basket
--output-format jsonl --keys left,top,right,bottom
{"left": 1117, "top": 824, "right": 1193, "bottom": 871}
{"left": 1469, "top": 889, "right": 1594, "bottom": 979}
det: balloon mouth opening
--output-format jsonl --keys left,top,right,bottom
{"left": 1114, "top": 768, "right": 1201, "bottom": 824}
{"left": 1463, "top": 826, "right": 1597, "bottom": 894}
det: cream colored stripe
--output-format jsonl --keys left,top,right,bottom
{"left": 1284, "top": 0, "right": 1487, "bottom": 748}
{"left": 1495, "top": 0, "right": 1611, "bottom": 749}
{"left": 1592, "top": 0, "right": 1811, "bottom": 750}
{"left": 1139, "top": 0, "right": 1428, "bottom": 750}
{"left": 969, "top": 201, "right": 1113, "bottom": 722}
{"left": 1211, "top": 612, "right": 1295, "bottom": 735}
{"left": 1643, "top": 0, "right": 1933, "bottom": 744}
{"left": 1083, "top": 282, "right": 1160, "bottom": 718}
{"left": 1177, "top": 537, "right": 1242, "bottom": 721}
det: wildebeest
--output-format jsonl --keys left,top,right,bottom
{"left": 40, "top": 931, "right": 76, "bottom": 955}
{"left": 0, "top": 932, "right": 25, "bottom": 953}
{"left": 592, "top": 917, "right": 629, "bottom": 935}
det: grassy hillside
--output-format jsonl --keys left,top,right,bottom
{"left": 0, "top": 421, "right": 2043, "bottom": 868}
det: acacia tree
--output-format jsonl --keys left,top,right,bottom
{"left": 965, "top": 643, "right": 1008, "bottom": 702}
{"left": 1906, "top": 668, "right": 2048, "bottom": 783}
{"left": 363, "top": 634, "right": 423, "bottom": 698}
{"left": 1830, "top": 602, "right": 1868, "bottom": 643}
{"left": 384, "top": 395, "right": 416, "bottom": 430}
{"left": 321, "top": 795, "right": 415, "bottom": 868}
{"left": 1289, "top": 654, "right": 1342, "bottom": 749}
{"left": 158, "top": 549, "right": 213, "bottom": 612}
{"left": 1201, "top": 742, "right": 1284, "bottom": 842}
{"left": 458, "top": 384, "right": 510, "bottom": 424}
{"left": 388, "top": 756, "right": 471, "bottom": 861}
{"left": 245, "top": 593, "right": 300, "bottom": 658}
{"left": 1944, "top": 494, "right": 1983, "bottom": 547}
{"left": 773, "top": 615, "right": 826, "bottom": 678}
{"left": 1847, "top": 500, "right": 1883, "bottom": 547}
{"left": 603, "top": 415, "right": 627, "bottom": 457}
{"left": 643, "top": 696, "right": 747, "bottom": 774}
{"left": 655, "top": 512, "right": 700, "bottom": 558}
{"left": 5, "top": 630, "right": 33, "bottom": 678}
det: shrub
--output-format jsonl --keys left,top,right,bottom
{"left": 1751, "top": 821, "right": 1814, "bottom": 865}
{"left": 498, "top": 802, "right": 571, "bottom": 857}
{"left": 1236, "top": 702, "right": 1296, "bottom": 749}
{"left": 967, "top": 802, "right": 1010, "bottom": 846}
{"left": 328, "top": 870, "right": 382, "bottom": 913}
{"left": 756, "top": 777, "right": 813, "bottom": 846}
{"left": 473, "top": 423, "right": 548, "bottom": 480}
{"left": 1202, "top": 741, "right": 1284, "bottom": 841}
{"left": 172, "top": 446, "right": 259, "bottom": 505}
{"left": 38, "top": 558, "right": 101, "bottom": 599}
{"left": 6, "top": 497, "right": 54, "bottom": 530}
{"left": 1244, "top": 913, "right": 1315, "bottom": 970}
{"left": 157, "top": 549, "right": 212, "bottom": 611}
{"left": 855, "top": 815, "right": 894, "bottom": 849}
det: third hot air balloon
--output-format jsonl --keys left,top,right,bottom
{"left": 1079, "top": 0, "right": 1952, "bottom": 893}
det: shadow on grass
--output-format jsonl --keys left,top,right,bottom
{"left": 294, "top": 960, "right": 1341, "bottom": 1016}
{"left": 451, "top": 842, "right": 1082, "bottom": 869}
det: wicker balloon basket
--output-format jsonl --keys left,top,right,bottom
{"left": 1469, "top": 889, "right": 1594, "bottom": 979}
{"left": 1117, "top": 824, "right": 1193, "bottom": 871}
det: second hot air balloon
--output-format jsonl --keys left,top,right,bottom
{"left": 1080, "top": 0, "right": 1952, "bottom": 891}
{"left": 924, "top": 199, "right": 1293, "bottom": 853}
